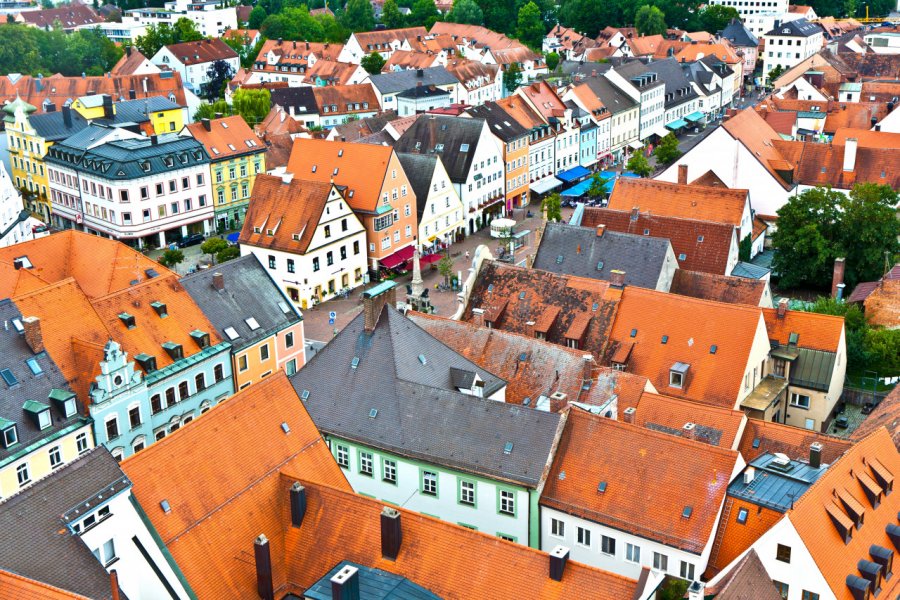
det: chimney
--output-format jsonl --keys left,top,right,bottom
{"left": 831, "top": 258, "right": 846, "bottom": 299}
{"left": 677, "top": 163, "right": 688, "bottom": 185}
{"left": 843, "top": 138, "right": 858, "bottom": 172}
{"left": 62, "top": 105, "right": 72, "bottom": 128}
{"left": 330, "top": 565, "right": 360, "bottom": 600}
{"left": 126, "top": 45, "right": 132, "bottom": 56}
{"left": 687, "top": 581, "right": 705, "bottom": 600}
{"left": 150, "top": 134, "right": 158, "bottom": 145}
{"left": 472, "top": 307, "right": 485, "bottom": 328}
{"left": 549, "top": 545, "right": 569, "bottom": 582}
{"left": 129, "top": 88, "right": 136, "bottom": 100}
{"left": 142, "top": 76, "right": 148, "bottom": 94}
{"left": 380, "top": 506, "right": 402, "bottom": 560}
{"left": 416, "top": 68, "right": 424, "bottom": 77}
{"left": 743, "top": 466, "right": 755, "bottom": 484}
{"left": 22, "top": 316, "right": 44, "bottom": 354}
{"left": 254, "top": 535, "right": 275, "bottom": 600}
{"left": 290, "top": 482, "right": 306, "bottom": 527}
{"left": 582, "top": 354, "right": 593, "bottom": 383}
{"left": 102, "top": 94, "right": 113, "bottom": 119}
{"left": 595, "top": 224, "right": 605, "bottom": 237}
{"left": 110, "top": 571, "right": 121, "bottom": 600}
{"left": 363, "top": 281, "right": 396, "bottom": 333}
{"left": 630, "top": 206, "right": 639, "bottom": 221}
{"left": 215, "top": 112, "right": 223, "bottom": 119}
{"left": 682, "top": 422, "right": 697, "bottom": 441}
{"left": 212, "top": 272, "right": 225, "bottom": 291}
{"left": 777, "top": 297, "right": 788, "bottom": 319}
{"left": 622, "top": 406, "right": 636, "bottom": 424}
{"left": 609, "top": 269, "right": 626, "bottom": 289}
{"left": 202, "top": 117, "right": 211, "bottom": 131}
{"left": 809, "top": 442, "right": 823, "bottom": 469}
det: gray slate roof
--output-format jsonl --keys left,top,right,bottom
{"left": 533, "top": 222, "right": 672, "bottom": 289}
{"left": 29, "top": 97, "right": 182, "bottom": 141}
{"left": 721, "top": 19, "right": 759, "bottom": 47}
{"left": 580, "top": 76, "right": 637, "bottom": 114}
{"left": 731, "top": 261, "right": 770, "bottom": 279}
{"left": 619, "top": 58, "right": 699, "bottom": 109}
{"left": 180, "top": 255, "right": 301, "bottom": 351}
{"left": 765, "top": 18, "right": 821, "bottom": 38}
{"left": 397, "top": 85, "right": 450, "bottom": 99}
{"left": 290, "top": 305, "right": 561, "bottom": 487}
{"left": 393, "top": 115, "right": 485, "bottom": 184}
{"left": 29, "top": 109, "right": 89, "bottom": 141}
{"left": 305, "top": 561, "right": 439, "bottom": 600}
{"left": 0, "top": 447, "right": 126, "bottom": 599}
{"left": 396, "top": 152, "right": 438, "bottom": 219}
{"left": 367, "top": 67, "right": 459, "bottom": 95}
{"left": 0, "top": 299, "right": 87, "bottom": 469}
{"left": 466, "top": 101, "right": 528, "bottom": 142}
{"left": 271, "top": 86, "right": 318, "bottom": 115}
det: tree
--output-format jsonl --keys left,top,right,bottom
{"left": 159, "top": 249, "right": 185, "bottom": 268}
{"left": 739, "top": 234, "right": 752, "bottom": 262}
{"left": 502, "top": 63, "right": 522, "bottom": 93}
{"left": 200, "top": 237, "right": 229, "bottom": 258}
{"left": 557, "top": 0, "right": 607, "bottom": 40}
{"left": 837, "top": 183, "right": 900, "bottom": 288}
{"left": 652, "top": 133, "right": 681, "bottom": 166}
{"left": 544, "top": 51, "right": 560, "bottom": 72}
{"left": 360, "top": 51, "right": 386, "bottom": 74}
{"left": 626, "top": 152, "right": 652, "bottom": 177}
{"left": 515, "top": 1, "right": 545, "bottom": 50}
{"left": 135, "top": 18, "right": 202, "bottom": 58}
{"left": 541, "top": 193, "right": 562, "bottom": 222}
{"left": 340, "top": 0, "right": 375, "bottom": 32}
{"left": 699, "top": 5, "right": 740, "bottom": 33}
{"left": 216, "top": 246, "right": 241, "bottom": 263}
{"left": 205, "top": 59, "right": 235, "bottom": 101}
{"left": 771, "top": 186, "right": 843, "bottom": 289}
{"left": 766, "top": 64, "right": 784, "bottom": 86}
{"left": 635, "top": 5, "right": 666, "bottom": 36}
{"left": 437, "top": 253, "right": 453, "bottom": 285}
{"left": 447, "top": 0, "right": 482, "bottom": 24}
{"left": 381, "top": 0, "right": 406, "bottom": 27}
{"left": 586, "top": 172, "right": 610, "bottom": 199}
{"left": 248, "top": 5, "right": 267, "bottom": 29}
{"left": 409, "top": 0, "right": 441, "bottom": 27}
{"left": 476, "top": 0, "right": 517, "bottom": 34}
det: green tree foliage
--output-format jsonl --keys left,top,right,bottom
{"left": 476, "top": 0, "right": 518, "bottom": 34}
{"left": 223, "top": 34, "right": 263, "bottom": 69}
{"left": 194, "top": 88, "right": 271, "bottom": 126}
{"left": 447, "top": 0, "right": 483, "bottom": 24}
{"left": 381, "top": 0, "right": 406, "bottom": 28}
{"left": 515, "top": 1, "right": 545, "bottom": 50}
{"left": 409, "top": 0, "right": 441, "bottom": 27}
{"left": 739, "top": 234, "right": 752, "bottom": 262}
{"left": 340, "top": 0, "right": 376, "bottom": 32}
{"left": 838, "top": 183, "right": 900, "bottom": 287}
{"left": 437, "top": 253, "right": 454, "bottom": 284}
{"left": 200, "top": 237, "right": 229, "bottom": 257}
{"left": 204, "top": 60, "right": 235, "bottom": 101}
{"left": 135, "top": 18, "right": 203, "bottom": 58}
{"left": 626, "top": 152, "right": 652, "bottom": 177}
{"left": 248, "top": 5, "right": 268, "bottom": 28}
{"left": 217, "top": 245, "right": 241, "bottom": 263}
{"left": 361, "top": 51, "right": 386, "bottom": 74}
{"left": 557, "top": 0, "right": 606, "bottom": 38}
{"left": 698, "top": 5, "right": 740, "bottom": 33}
{"left": 766, "top": 64, "right": 784, "bottom": 86}
{"left": 261, "top": 6, "right": 326, "bottom": 41}
{"left": 0, "top": 25, "right": 123, "bottom": 76}
{"left": 586, "top": 172, "right": 610, "bottom": 199}
{"left": 541, "top": 193, "right": 563, "bottom": 222}
{"left": 635, "top": 5, "right": 667, "bottom": 35}
{"left": 544, "top": 51, "right": 560, "bottom": 71}
{"left": 652, "top": 133, "right": 681, "bottom": 166}
{"left": 502, "top": 63, "right": 522, "bottom": 93}
{"left": 159, "top": 249, "right": 185, "bottom": 268}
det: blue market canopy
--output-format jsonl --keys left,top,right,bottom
{"left": 684, "top": 111, "right": 704, "bottom": 123}
{"left": 666, "top": 119, "right": 688, "bottom": 130}
{"left": 557, "top": 165, "right": 591, "bottom": 183}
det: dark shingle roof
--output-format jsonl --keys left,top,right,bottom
{"left": 465, "top": 102, "right": 529, "bottom": 142}
{"left": 367, "top": 67, "right": 459, "bottom": 95}
{"left": 533, "top": 222, "right": 672, "bottom": 289}
{"left": 393, "top": 115, "right": 485, "bottom": 183}
{"left": 721, "top": 19, "right": 759, "bottom": 47}
{"left": 271, "top": 87, "right": 318, "bottom": 115}
{"left": 581, "top": 76, "right": 637, "bottom": 114}
{"left": 28, "top": 110, "right": 89, "bottom": 141}
{"left": 304, "top": 561, "right": 440, "bottom": 600}
{"left": 0, "top": 447, "right": 126, "bottom": 599}
{"left": 290, "top": 306, "right": 561, "bottom": 487}
{"left": 180, "top": 255, "right": 301, "bottom": 350}
{"left": 397, "top": 85, "right": 451, "bottom": 99}
{"left": 765, "top": 18, "right": 822, "bottom": 37}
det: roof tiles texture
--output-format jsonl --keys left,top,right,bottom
{"left": 0, "top": 570, "right": 89, "bottom": 600}
{"left": 709, "top": 549, "right": 782, "bottom": 599}
{"left": 850, "top": 385, "right": 900, "bottom": 449}
{"left": 184, "top": 115, "right": 263, "bottom": 161}
{"left": 762, "top": 307, "right": 843, "bottom": 352}
{"left": 164, "top": 39, "right": 237, "bottom": 65}
{"left": 707, "top": 496, "right": 786, "bottom": 576}
{"left": 773, "top": 139, "right": 900, "bottom": 189}
{"left": 737, "top": 418, "right": 852, "bottom": 464}
{"left": 864, "top": 278, "right": 900, "bottom": 329}
{"left": 669, "top": 269, "right": 767, "bottom": 307}
{"left": 721, "top": 109, "right": 792, "bottom": 190}
{"left": 633, "top": 392, "right": 746, "bottom": 448}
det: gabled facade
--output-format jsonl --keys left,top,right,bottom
{"left": 563, "top": 82, "right": 614, "bottom": 165}
{"left": 496, "top": 95, "right": 558, "bottom": 197}
{"left": 446, "top": 59, "right": 501, "bottom": 106}
{"left": 579, "top": 76, "right": 640, "bottom": 163}
{"left": 762, "top": 19, "right": 825, "bottom": 85}
{"left": 248, "top": 39, "right": 345, "bottom": 87}
{"left": 239, "top": 175, "right": 368, "bottom": 308}
{"left": 0, "top": 162, "right": 40, "bottom": 248}
{"left": 465, "top": 101, "right": 531, "bottom": 210}
{"left": 516, "top": 81, "right": 580, "bottom": 175}
{"left": 339, "top": 27, "right": 429, "bottom": 63}
{"left": 396, "top": 153, "right": 465, "bottom": 251}
{"left": 365, "top": 66, "right": 460, "bottom": 111}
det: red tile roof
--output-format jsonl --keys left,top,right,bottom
{"left": 669, "top": 269, "right": 768, "bottom": 307}
{"left": 762, "top": 306, "right": 844, "bottom": 352}
{"left": 0, "top": 569, "right": 90, "bottom": 599}
{"left": 864, "top": 278, "right": 900, "bottom": 329}
{"left": 706, "top": 496, "right": 786, "bottom": 577}
{"left": 311, "top": 83, "right": 378, "bottom": 115}
{"left": 721, "top": 109, "right": 792, "bottom": 190}
{"left": 632, "top": 392, "right": 746, "bottom": 448}
{"left": 772, "top": 139, "right": 900, "bottom": 189}
{"left": 17, "top": 2, "right": 99, "bottom": 29}
{"left": 184, "top": 115, "right": 264, "bottom": 161}
{"left": 707, "top": 549, "right": 783, "bottom": 599}
{"left": 111, "top": 48, "right": 154, "bottom": 76}
{"left": 541, "top": 408, "right": 739, "bottom": 553}
{"left": 832, "top": 127, "right": 900, "bottom": 149}
{"left": 163, "top": 38, "right": 237, "bottom": 66}
{"left": 607, "top": 178, "right": 748, "bottom": 228}
{"left": 737, "top": 418, "right": 852, "bottom": 464}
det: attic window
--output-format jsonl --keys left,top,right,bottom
{"left": 281, "top": 422, "right": 290, "bottom": 433}
{"left": 434, "top": 144, "right": 444, "bottom": 152}
{"left": 682, "top": 506, "right": 693, "bottom": 519}
{"left": 141, "top": 161, "right": 151, "bottom": 172}
{"left": 710, "top": 345, "right": 718, "bottom": 354}
{"left": 369, "top": 408, "right": 378, "bottom": 418}
{"left": 224, "top": 327, "right": 240, "bottom": 340}
{"left": 697, "top": 235, "right": 704, "bottom": 242}
{"left": 418, "top": 354, "right": 427, "bottom": 365}
{"left": 596, "top": 261, "right": 604, "bottom": 271}
{"left": 118, "top": 312, "right": 136, "bottom": 329}
{"left": 0, "top": 421, "right": 17, "bottom": 448}
{"left": 351, "top": 356, "right": 360, "bottom": 369}
{"left": 190, "top": 330, "right": 210, "bottom": 349}
{"left": 518, "top": 291, "right": 526, "bottom": 300}
{"left": 460, "top": 143, "right": 470, "bottom": 152}
{"left": 254, "top": 227, "right": 261, "bottom": 234}
{"left": 26, "top": 357, "right": 42, "bottom": 376}
{"left": 788, "top": 332, "right": 799, "bottom": 346}
{"left": 670, "top": 362, "right": 690, "bottom": 388}
{"left": 160, "top": 500, "right": 171, "bottom": 514}
{"left": 630, "top": 328, "right": 637, "bottom": 338}
{"left": 164, "top": 157, "right": 174, "bottom": 167}
{"left": 23, "top": 400, "right": 51, "bottom": 430}
{"left": 292, "top": 234, "right": 300, "bottom": 241}
{"left": 161, "top": 342, "right": 184, "bottom": 361}
{"left": 150, "top": 301, "right": 167, "bottom": 318}
{"left": 503, "top": 442, "right": 514, "bottom": 455}
{"left": 312, "top": 165, "right": 317, "bottom": 173}
{"left": 333, "top": 168, "right": 339, "bottom": 176}
{"left": 11, "top": 318, "right": 23, "bottom": 333}
{"left": 678, "top": 253, "right": 687, "bottom": 261}
{"left": 643, "top": 229, "right": 650, "bottom": 235}
{"left": 135, "top": 353, "right": 157, "bottom": 373}
{"left": 245, "top": 317, "right": 260, "bottom": 330}
{"left": 598, "top": 481, "right": 607, "bottom": 493}
{"left": 556, "top": 255, "right": 564, "bottom": 264}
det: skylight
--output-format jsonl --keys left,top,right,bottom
{"left": 26, "top": 358, "right": 42, "bottom": 376}
{"left": 460, "top": 143, "right": 470, "bottom": 152}
{"left": 418, "top": 354, "right": 427, "bottom": 365}
{"left": 224, "top": 327, "right": 240, "bottom": 340}
{"left": 503, "top": 442, "right": 513, "bottom": 455}
{"left": 245, "top": 317, "right": 260, "bottom": 330}
{"left": 301, "top": 390, "right": 310, "bottom": 400}
{"left": 0, "top": 369, "right": 18, "bottom": 387}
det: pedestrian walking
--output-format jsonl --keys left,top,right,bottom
{"left": 465, "top": 250, "right": 470, "bottom": 260}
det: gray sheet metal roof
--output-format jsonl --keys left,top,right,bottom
{"left": 790, "top": 347, "right": 836, "bottom": 392}
{"left": 368, "top": 67, "right": 459, "bottom": 95}
{"left": 0, "top": 447, "right": 127, "bottom": 599}
{"left": 394, "top": 116, "right": 485, "bottom": 184}
{"left": 533, "top": 222, "right": 671, "bottom": 289}
{"left": 728, "top": 452, "right": 827, "bottom": 512}
{"left": 731, "top": 261, "right": 770, "bottom": 279}
{"left": 180, "top": 255, "right": 301, "bottom": 351}
{"left": 304, "top": 561, "right": 440, "bottom": 600}
{"left": 29, "top": 109, "right": 89, "bottom": 141}
{"left": 290, "top": 306, "right": 561, "bottom": 487}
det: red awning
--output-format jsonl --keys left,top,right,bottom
{"left": 380, "top": 245, "right": 415, "bottom": 269}
{"left": 420, "top": 253, "right": 443, "bottom": 265}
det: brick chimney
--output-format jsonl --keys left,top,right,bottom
{"left": 622, "top": 406, "right": 636, "bottom": 424}
{"left": 809, "top": 442, "right": 823, "bottom": 469}
{"left": 831, "top": 257, "right": 846, "bottom": 299}
{"left": 363, "top": 281, "right": 397, "bottom": 333}
{"left": 22, "top": 316, "right": 44, "bottom": 354}
{"left": 110, "top": 571, "right": 120, "bottom": 600}
{"left": 549, "top": 545, "right": 570, "bottom": 582}
{"left": 254, "top": 534, "right": 274, "bottom": 600}
{"left": 471, "top": 307, "right": 485, "bottom": 328}
{"left": 677, "top": 163, "right": 688, "bottom": 185}
{"left": 777, "top": 297, "right": 788, "bottom": 319}
{"left": 331, "top": 565, "right": 360, "bottom": 600}
{"left": 596, "top": 224, "right": 606, "bottom": 237}
{"left": 582, "top": 354, "right": 593, "bottom": 384}
{"left": 202, "top": 117, "right": 211, "bottom": 131}
{"left": 212, "top": 272, "right": 224, "bottom": 291}
{"left": 682, "top": 422, "right": 697, "bottom": 441}
{"left": 380, "top": 507, "right": 402, "bottom": 560}
{"left": 609, "top": 270, "right": 626, "bottom": 289}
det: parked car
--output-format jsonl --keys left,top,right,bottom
{"left": 177, "top": 233, "right": 205, "bottom": 248}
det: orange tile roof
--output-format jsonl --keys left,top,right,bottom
{"left": 184, "top": 115, "right": 264, "bottom": 161}
{"left": 632, "top": 392, "right": 746, "bottom": 448}
{"left": 305, "top": 60, "right": 361, "bottom": 85}
{"left": 311, "top": 83, "right": 379, "bottom": 114}
{"left": 738, "top": 418, "right": 852, "bottom": 464}
{"left": 721, "top": 108, "right": 793, "bottom": 190}
{"left": 669, "top": 269, "right": 768, "bottom": 307}
{"left": 496, "top": 95, "right": 547, "bottom": 130}
{"left": 762, "top": 307, "right": 843, "bottom": 352}
{"left": 788, "top": 428, "right": 900, "bottom": 600}
{"left": 772, "top": 139, "right": 900, "bottom": 190}
{"left": 864, "top": 278, "right": 900, "bottom": 329}
{"left": 111, "top": 47, "right": 153, "bottom": 76}
{"left": 353, "top": 26, "right": 428, "bottom": 50}
{"left": 607, "top": 178, "right": 748, "bottom": 228}
{"left": 707, "top": 496, "right": 785, "bottom": 576}
{"left": 163, "top": 39, "right": 237, "bottom": 66}
{"left": 286, "top": 139, "right": 395, "bottom": 212}
{"left": 675, "top": 42, "right": 742, "bottom": 64}
{"left": 445, "top": 59, "right": 498, "bottom": 89}
{"left": 17, "top": 2, "right": 99, "bottom": 28}
{"left": 832, "top": 127, "right": 900, "bottom": 149}
{"left": 627, "top": 34, "right": 665, "bottom": 56}
{"left": 383, "top": 50, "right": 440, "bottom": 71}
{"left": 239, "top": 175, "right": 337, "bottom": 254}
{"left": 0, "top": 569, "right": 90, "bottom": 599}
{"left": 0, "top": 230, "right": 176, "bottom": 299}
{"left": 518, "top": 80, "right": 567, "bottom": 120}
{"left": 690, "top": 169, "right": 728, "bottom": 188}
{"left": 570, "top": 83, "right": 611, "bottom": 121}
{"left": 542, "top": 408, "right": 738, "bottom": 553}
{"left": 607, "top": 286, "right": 764, "bottom": 408}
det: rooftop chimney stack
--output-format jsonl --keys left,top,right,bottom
{"left": 687, "top": 581, "right": 705, "bottom": 600}
{"left": 290, "top": 482, "right": 306, "bottom": 528}
{"left": 62, "top": 105, "right": 72, "bottom": 128}
{"left": 330, "top": 565, "right": 360, "bottom": 600}
{"left": 843, "top": 138, "right": 858, "bottom": 172}
{"left": 363, "top": 282, "right": 396, "bottom": 333}
{"left": 110, "top": 570, "right": 121, "bottom": 600}
{"left": 596, "top": 224, "right": 605, "bottom": 237}
{"left": 582, "top": 354, "right": 593, "bottom": 383}
{"left": 831, "top": 257, "right": 846, "bottom": 299}
{"left": 254, "top": 534, "right": 275, "bottom": 600}
{"left": 549, "top": 545, "right": 570, "bottom": 582}
{"left": 630, "top": 206, "right": 639, "bottom": 221}
{"left": 22, "top": 316, "right": 44, "bottom": 354}
{"left": 380, "top": 506, "right": 402, "bottom": 560}
{"left": 102, "top": 94, "right": 113, "bottom": 120}
{"left": 623, "top": 406, "right": 636, "bottom": 424}
{"left": 682, "top": 422, "right": 697, "bottom": 441}
{"left": 677, "top": 163, "right": 688, "bottom": 185}
{"left": 809, "top": 442, "right": 823, "bottom": 469}
{"left": 202, "top": 117, "right": 211, "bottom": 131}
{"left": 212, "top": 272, "right": 225, "bottom": 291}
{"left": 743, "top": 466, "right": 755, "bottom": 484}
{"left": 609, "top": 270, "right": 626, "bottom": 289}
{"left": 777, "top": 297, "right": 788, "bottom": 319}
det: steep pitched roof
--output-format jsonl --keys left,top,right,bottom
{"left": 111, "top": 47, "right": 155, "bottom": 76}
{"left": 832, "top": 127, "right": 900, "bottom": 149}
{"left": 394, "top": 115, "right": 487, "bottom": 183}
{"left": 708, "top": 550, "right": 782, "bottom": 600}
{"left": 162, "top": 38, "right": 237, "bottom": 66}
{"left": 675, "top": 42, "right": 742, "bottom": 65}
{"left": 542, "top": 408, "right": 738, "bottom": 553}
{"left": 328, "top": 110, "right": 398, "bottom": 142}
{"left": 738, "top": 418, "right": 852, "bottom": 464}
{"left": 606, "top": 286, "right": 763, "bottom": 408}
{"left": 311, "top": 83, "right": 379, "bottom": 114}
{"left": 581, "top": 207, "right": 737, "bottom": 275}
{"left": 669, "top": 269, "right": 768, "bottom": 307}
{"left": 607, "top": 178, "right": 748, "bottom": 228}
{"left": 721, "top": 19, "right": 760, "bottom": 47}
{"left": 383, "top": 49, "right": 440, "bottom": 71}
{"left": 632, "top": 392, "right": 746, "bottom": 448}
{"left": 183, "top": 115, "right": 263, "bottom": 161}
{"left": 0, "top": 569, "right": 89, "bottom": 599}
{"left": 306, "top": 60, "right": 361, "bottom": 86}
{"left": 762, "top": 307, "right": 843, "bottom": 353}
{"left": 533, "top": 222, "right": 673, "bottom": 290}
{"left": 465, "top": 102, "right": 529, "bottom": 142}
{"left": 352, "top": 26, "right": 429, "bottom": 50}
{"left": 396, "top": 153, "right": 439, "bottom": 219}
{"left": 17, "top": 2, "right": 99, "bottom": 28}
{"left": 851, "top": 385, "right": 900, "bottom": 450}
{"left": 772, "top": 139, "right": 900, "bottom": 190}
{"left": 366, "top": 66, "right": 458, "bottom": 95}
{"left": 721, "top": 109, "right": 793, "bottom": 190}
{"left": 239, "top": 175, "right": 337, "bottom": 254}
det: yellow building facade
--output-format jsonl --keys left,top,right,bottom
{"left": 3, "top": 97, "right": 52, "bottom": 221}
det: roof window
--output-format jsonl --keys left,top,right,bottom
{"left": 678, "top": 253, "right": 687, "bottom": 261}
{"left": 460, "top": 143, "right": 470, "bottom": 152}
{"left": 682, "top": 505, "right": 693, "bottom": 519}
{"left": 224, "top": 327, "right": 240, "bottom": 340}
{"left": 150, "top": 301, "right": 167, "bottom": 318}
{"left": 118, "top": 312, "right": 136, "bottom": 329}
{"left": 245, "top": 317, "right": 260, "bottom": 330}
{"left": 503, "top": 441, "right": 514, "bottom": 455}
{"left": 369, "top": 408, "right": 378, "bottom": 419}
{"left": 630, "top": 328, "right": 637, "bottom": 338}
{"left": 26, "top": 357, "right": 42, "bottom": 376}
{"left": 49, "top": 389, "right": 77, "bottom": 418}
{"left": 710, "top": 345, "right": 718, "bottom": 354}
{"left": 1, "top": 369, "right": 18, "bottom": 387}
{"left": 351, "top": 356, "right": 360, "bottom": 369}
{"left": 135, "top": 353, "right": 157, "bottom": 373}
{"left": 661, "top": 335, "right": 668, "bottom": 344}
{"left": 190, "top": 329, "right": 210, "bottom": 349}
{"left": 161, "top": 342, "right": 184, "bottom": 361}
{"left": 597, "top": 481, "right": 607, "bottom": 493}
{"left": 300, "top": 389, "right": 310, "bottom": 401}
{"left": 418, "top": 354, "right": 427, "bottom": 365}
{"left": 23, "top": 400, "right": 51, "bottom": 430}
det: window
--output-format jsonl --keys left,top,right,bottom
{"left": 76, "top": 432, "right": 88, "bottom": 453}
{"left": 16, "top": 463, "right": 29, "bottom": 487}
{"left": 790, "top": 393, "right": 810, "bottom": 409}
{"left": 105, "top": 416, "right": 119, "bottom": 441}
{"left": 286, "top": 359, "right": 297, "bottom": 376}
{"left": 773, "top": 581, "right": 789, "bottom": 599}
{"left": 178, "top": 381, "right": 189, "bottom": 401}
{"left": 285, "top": 332, "right": 294, "bottom": 348}
{"left": 359, "top": 451, "right": 373, "bottom": 476}
{"left": 776, "top": 544, "right": 791, "bottom": 563}
{"left": 801, "top": 592, "right": 819, "bottom": 600}
{"left": 214, "top": 364, "right": 225, "bottom": 382}
{"left": 341, "top": 218, "right": 348, "bottom": 232}
{"left": 133, "top": 437, "right": 145, "bottom": 453}
{"left": 499, "top": 489, "right": 515, "bottom": 516}
{"left": 421, "top": 470, "right": 438, "bottom": 496}
{"left": 737, "top": 507, "right": 749, "bottom": 524}
{"left": 459, "top": 480, "right": 476, "bottom": 505}
{"left": 324, "top": 225, "right": 331, "bottom": 238}
{"left": 166, "top": 387, "right": 176, "bottom": 406}
{"left": 680, "top": 561, "right": 695, "bottom": 580}
{"left": 129, "top": 406, "right": 141, "bottom": 429}
{"left": 653, "top": 552, "right": 668, "bottom": 571}
{"left": 49, "top": 445, "right": 62, "bottom": 468}
{"left": 287, "top": 258, "right": 295, "bottom": 273}
{"left": 382, "top": 458, "right": 397, "bottom": 484}
{"left": 2, "top": 425, "right": 17, "bottom": 448}
{"left": 340, "top": 246, "right": 347, "bottom": 260}
{"left": 774, "top": 358, "right": 786, "bottom": 377}
{"left": 601, "top": 535, "right": 616, "bottom": 555}
{"left": 313, "top": 257, "right": 320, "bottom": 272}
{"left": 626, "top": 543, "right": 641, "bottom": 563}
{"left": 669, "top": 370, "right": 684, "bottom": 388}
{"left": 151, "top": 394, "right": 163, "bottom": 414}
{"left": 551, "top": 518, "right": 565, "bottom": 538}
{"left": 268, "top": 255, "right": 276, "bottom": 269}
{"left": 327, "top": 251, "right": 334, "bottom": 266}
{"left": 93, "top": 539, "right": 116, "bottom": 566}
{"left": 238, "top": 355, "right": 249, "bottom": 372}
{"left": 353, "top": 241, "right": 360, "bottom": 255}
{"left": 195, "top": 373, "right": 206, "bottom": 392}
{"left": 260, "top": 344, "right": 270, "bottom": 361}
{"left": 335, "top": 444, "right": 349, "bottom": 468}
{"left": 577, "top": 526, "right": 591, "bottom": 547}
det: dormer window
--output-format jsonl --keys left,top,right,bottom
{"left": 0, "top": 419, "right": 18, "bottom": 448}
{"left": 150, "top": 301, "right": 167, "bottom": 318}
{"left": 669, "top": 362, "right": 689, "bottom": 388}
{"left": 50, "top": 389, "right": 77, "bottom": 418}
{"left": 162, "top": 342, "right": 183, "bottom": 361}
{"left": 118, "top": 312, "right": 136, "bottom": 329}
{"left": 23, "top": 400, "right": 51, "bottom": 430}
{"left": 190, "top": 329, "right": 210, "bottom": 349}
{"left": 135, "top": 353, "right": 157, "bottom": 373}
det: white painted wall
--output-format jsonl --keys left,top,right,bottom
{"left": 419, "top": 158, "right": 465, "bottom": 247}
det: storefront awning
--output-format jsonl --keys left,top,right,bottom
{"left": 649, "top": 124, "right": 670, "bottom": 139}
{"left": 628, "top": 140, "right": 644, "bottom": 150}
{"left": 380, "top": 244, "right": 415, "bottom": 269}
{"left": 684, "top": 111, "right": 705, "bottom": 123}
{"left": 561, "top": 179, "right": 593, "bottom": 197}
{"left": 557, "top": 165, "right": 591, "bottom": 183}
{"left": 420, "top": 253, "right": 442, "bottom": 265}
{"left": 530, "top": 176, "right": 563, "bottom": 195}
{"left": 666, "top": 119, "right": 688, "bottom": 130}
